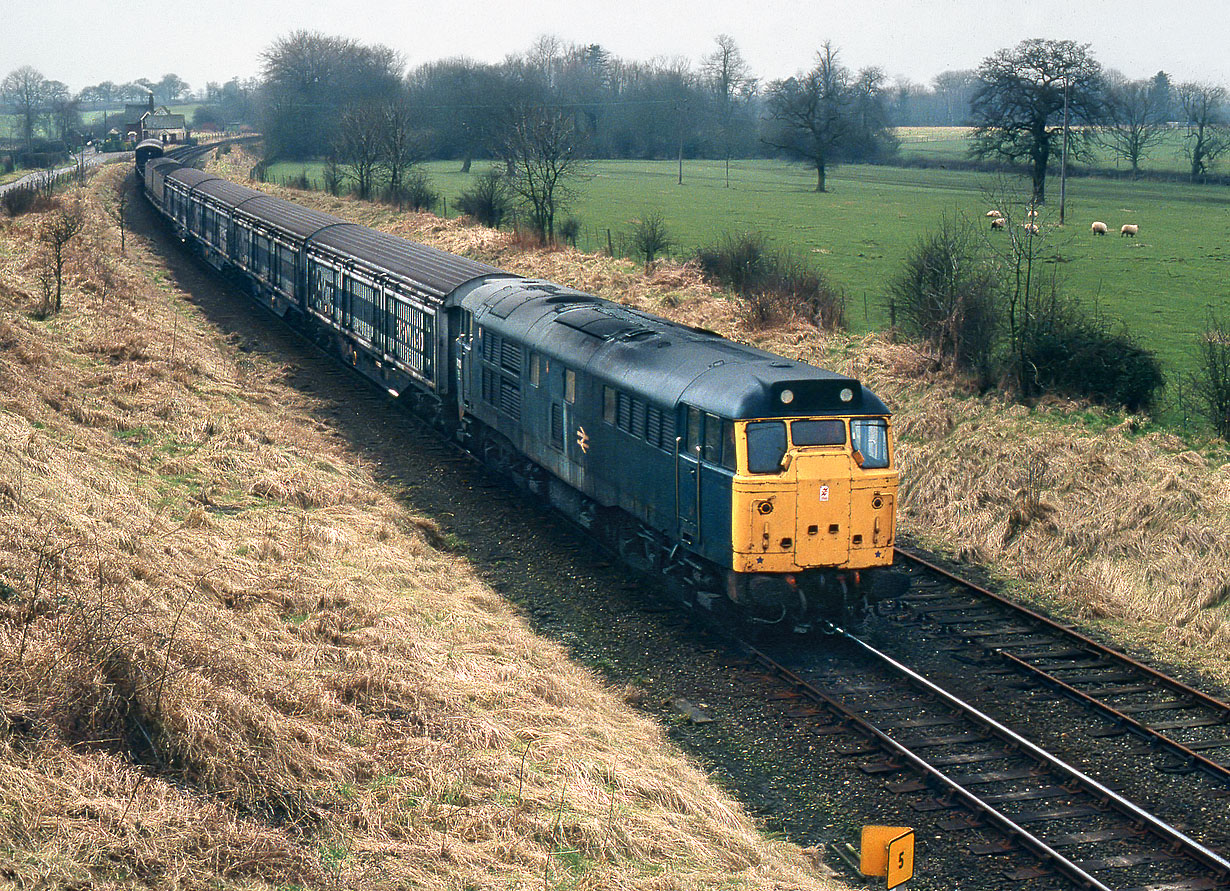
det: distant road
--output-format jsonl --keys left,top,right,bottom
{"left": 0, "top": 148, "right": 132, "bottom": 198}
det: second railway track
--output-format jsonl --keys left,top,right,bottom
{"left": 888, "top": 548, "right": 1230, "bottom": 784}
{"left": 748, "top": 627, "right": 1230, "bottom": 890}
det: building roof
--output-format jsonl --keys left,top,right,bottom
{"left": 144, "top": 114, "right": 185, "bottom": 130}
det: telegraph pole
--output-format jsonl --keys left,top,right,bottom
{"left": 1059, "top": 77, "right": 1070, "bottom": 226}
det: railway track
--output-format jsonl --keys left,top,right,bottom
{"left": 889, "top": 548, "right": 1230, "bottom": 785}
{"left": 747, "top": 631, "right": 1230, "bottom": 890}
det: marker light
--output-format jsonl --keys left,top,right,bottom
{"left": 839, "top": 387, "right": 854, "bottom": 402}
{"left": 780, "top": 389, "right": 794, "bottom": 404}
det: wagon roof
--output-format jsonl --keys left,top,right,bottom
{"left": 166, "top": 167, "right": 217, "bottom": 189}
{"left": 308, "top": 224, "right": 504, "bottom": 300}
{"left": 192, "top": 178, "right": 264, "bottom": 206}
{"left": 230, "top": 195, "right": 346, "bottom": 239}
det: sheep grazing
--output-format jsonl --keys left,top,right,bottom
{"left": 1022, "top": 222, "right": 1040, "bottom": 234}
{"left": 1121, "top": 223, "right": 1139, "bottom": 237}
{"left": 1091, "top": 221, "right": 1108, "bottom": 235}
{"left": 986, "top": 210, "right": 1003, "bottom": 219}
{"left": 990, "top": 217, "right": 1006, "bottom": 230}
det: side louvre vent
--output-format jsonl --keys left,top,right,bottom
{"left": 500, "top": 378, "right": 521, "bottom": 420}
{"left": 500, "top": 339, "right": 522, "bottom": 374}
{"left": 646, "top": 406, "right": 663, "bottom": 449}
{"left": 551, "top": 403, "right": 564, "bottom": 451}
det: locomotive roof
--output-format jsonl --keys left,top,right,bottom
{"left": 462, "top": 281, "right": 890, "bottom": 419}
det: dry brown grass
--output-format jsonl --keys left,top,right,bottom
{"left": 212, "top": 146, "right": 1230, "bottom": 684}
{"left": 0, "top": 169, "right": 839, "bottom": 888}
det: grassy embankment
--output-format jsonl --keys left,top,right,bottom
{"left": 0, "top": 166, "right": 836, "bottom": 889}
{"left": 247, "top": 145, "right": 1230, "bottom": 681}
{"left": 267, "top": 155, "right": 1230, "bottom": 391}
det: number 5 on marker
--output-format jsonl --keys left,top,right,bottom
{"left": 886, "top": 830, "right": 914, "bottom": 889}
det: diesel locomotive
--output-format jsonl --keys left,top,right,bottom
{"left": 141, "top": 153, "right": 899, "bottom": 629}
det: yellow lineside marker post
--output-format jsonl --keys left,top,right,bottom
{"left": 860, "top": 825, "right": 914, "bottom": 889}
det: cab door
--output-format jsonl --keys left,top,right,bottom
{"left": 448, "top": 307, "right": 472, "bottom": 414}
{"left": 793, "top": 452, "right": 852, "bottom": 567}
{"left": 675, "top": 406, "right": 701, "bottom": 544}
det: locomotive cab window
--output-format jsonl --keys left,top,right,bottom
{"left": 603, "top": 386, "right": 615, "bottom": 423}
{"left": 851, "top": 418, "right": 891, "bottom": 469}
{"left": 792, "top": 419, "right": 846, "bottom": 446}
{"left": 702, "top": 413, "right": 728, "bottom": 467}
{"left": 564, "top": 368, "right": 576, "bottom": 404}
{"left": 530, "top": 354, "right": 542, "bottom": 388}
{"left": 685, "top": 407, "right": 702, "bottom": 455}
{"left": 746, "top": 421, "right": 788, "bottom": 474}
{"left": 721, "top": 419, "right": 736, "bottom": 471}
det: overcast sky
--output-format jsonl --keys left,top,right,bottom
{"left": 5, "top": 0, "right": 1227, "bottom": 93}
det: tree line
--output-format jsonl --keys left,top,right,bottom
{"left": 250, "top": 32, "right": 1230, "bottom": 203}
{"left": 6, "top": 32, "right": 1228, "bottom": 194}
{"left": 257, "top": 30, "right": 899, "bottom": 196}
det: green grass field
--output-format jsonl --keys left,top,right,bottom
{"left": 267, "top": 155, "right": 1230, "bottom": 392}
{"left": 894, "top": 125, "right": 1200, "bottom": 175}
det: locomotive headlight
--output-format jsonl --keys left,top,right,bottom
{"left": 756, "top": 500, "right": 774, "bottom": 515}
{"left": 839, "top": 387, "right": 854, "bottom": 402}
{"left": 872, "top": 496, "right": 883, "bottom": 510}
{"left": 780, "top": 389, "right": 794, "bottom": 404}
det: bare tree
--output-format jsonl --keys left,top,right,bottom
{"left": 379, "top": 100, "right": 423, "bottom": 204}
{"left": 500, "top": 105, "right": 587, "bottom": 242}
{"left": 455, "top": 167, "right": 510, "bottom": 228}
{"left": 1097, "top": 75, "right": 1167, "bottom": 177}
{"left": 39, "top": 80, "right": 78, "bottom": 145}
{"left": 2, "top": 66, "right": 47, "bottom": 152}
{"left": 260, "top": 30, "right": 403, "bottom": 158}
{"left": 333, "top": 104, "right": 383, "bottom": 200}
{"left": 763, "top": 42, "right": 851, "bottom": 193}
{"left": 1178, "top": 81, "right": 1229, "bottom": 181}
{"left": 107, "top": 175, "right": 131, "bottom": 255}
{"left": 931, "top": 69, "right": 976, "bottom": 125}
{"left": 969, "top": 39, "right": 1104, "bottom": 204}
{"left": 980, "top": 180, "right": 1050, "bottom": 398}
{"left": 155, "top": 73, "right": 190, "bottom": 105}
{"left": 701, "top": 35, "right": 756, "bottom": 188}
{"left": 889, "top": 213, "right": 1001, "bottom": 384}
{"left": 38, "top": 195, "right": 86, "bottom": 315}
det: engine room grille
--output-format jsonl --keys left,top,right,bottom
{"left": 478, "top": 326, "right": 521, "bottom": 421}
{"left": 551, "top": 403, "right": 564, "bottom": 451}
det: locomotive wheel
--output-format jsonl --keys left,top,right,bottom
{"left": 616, "top": 526, "right": 661, "bottom": 574}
